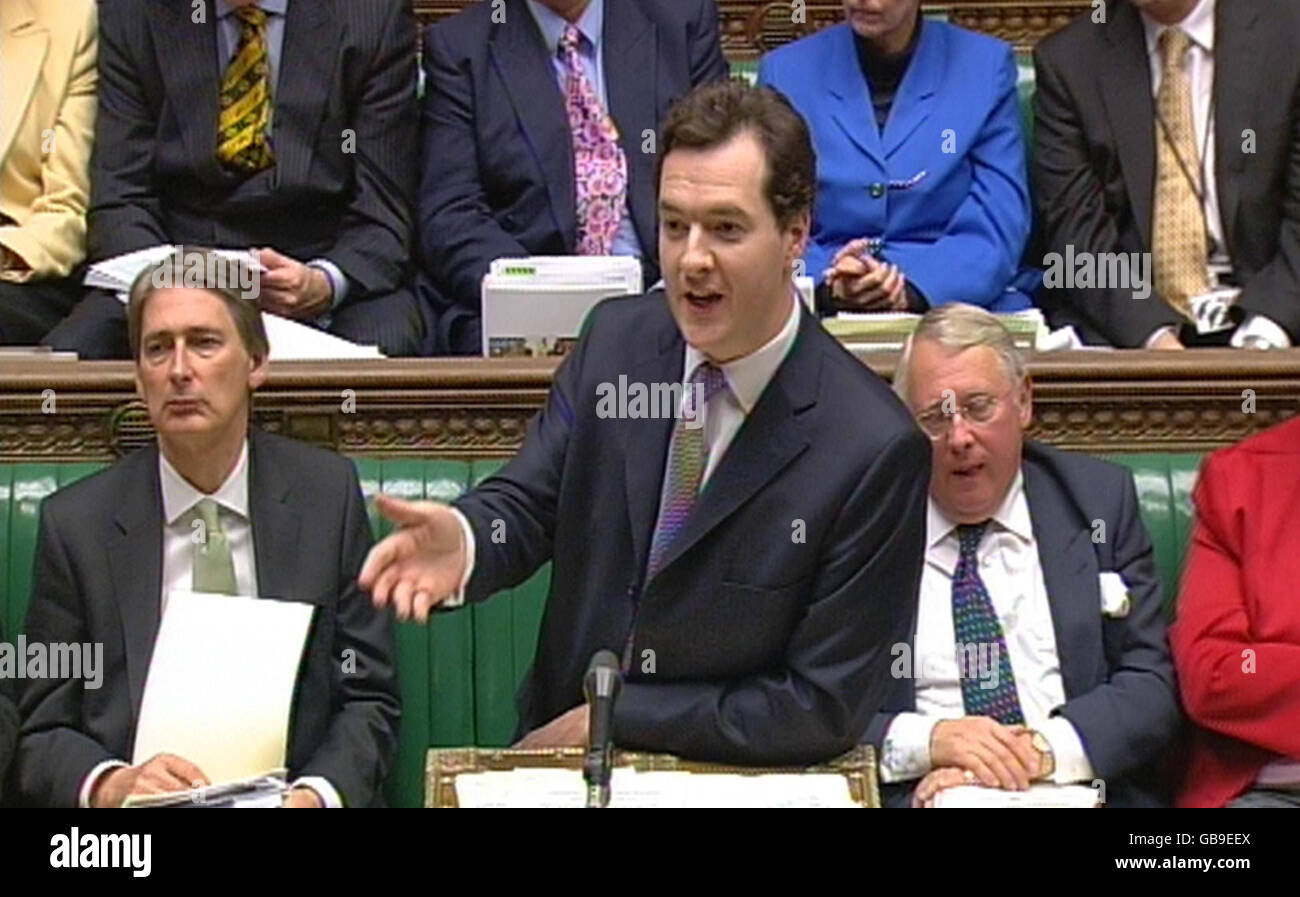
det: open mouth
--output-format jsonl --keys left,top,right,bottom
{"left": 684, "top": 290, "right": 724, "bottom": 310}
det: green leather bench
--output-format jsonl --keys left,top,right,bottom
{"left": 0, "top": 449, "right": 1199, "bottom": 807}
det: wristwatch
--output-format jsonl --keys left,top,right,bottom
{"left": 1030, "top": 730, "right": 1055, "bottom": 780}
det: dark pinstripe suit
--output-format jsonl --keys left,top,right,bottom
{"left": 44, "top": 0, "right": 431, "bottom": 357}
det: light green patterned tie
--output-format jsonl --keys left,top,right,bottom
{"left": 192, "top": 498, "right": 238, "bottom": 595}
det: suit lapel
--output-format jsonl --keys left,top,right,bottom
{"left": 247, "top": 431, "right": 301, "bottom": 602}
{"left": 604, "top": 0, "right": 657, "bottom": 254}
{"left": 1100, "top": 1, "right": 1157, "bottom": 249}
{"left": 273, "top": 0, "right": 339, "bottom": 191}
{"left": 0, "top": 1, "right": 46, "bottom": 168}
{"left": 827, "top": 25, "right": 886, "bottom": 167}
{"left": 1024, "top": 456, "right": 1098, "bottom": 700}
{"left": 107, "top": 446, "right": 165, "bottom": 729}
{"left": 648, "top": 312, "right": 819, "bottom": 583}
{"left": 1212, "top": 0, "right": 1260, "bottom": 255}
{"left": 152, "top": 3, "right": 225, "bottom": 183}
{"left": 490, "top": 0, "right": 576, "bottom": 246}
{"left": 882, "top": 19, "right": 942, "bottom": 159}
{"left": 621, "top": 322, "right": 683, "bottom": 582}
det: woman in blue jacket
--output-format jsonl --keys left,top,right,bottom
{"left": 758, "top": 0, "right": 1036, "bottom": 313}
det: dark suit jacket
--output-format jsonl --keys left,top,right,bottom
{"left": 455, "top": 291, "right": 930, "bottom": 765}
{"left": 1033, "top": 0, "right": 1300, "bottom": 347}
{"left": 417, "top": 0, "right": 728, "bottom": 353}
{"left": 89, "top": 0, "right": 417, "bottom": 299}
{"left": 864, "top": 442, "right": 1182, "bottom": 807}
{"left": 15, "top": 430, "right": 400, "bottom": 808}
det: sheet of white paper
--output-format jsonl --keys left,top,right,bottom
{"left": 131, "top": 590, "right": 314, "bottom": 786}
{"left": 87, "top": 246, "right": 266, "bottom": 293}
{"left": 451, "top": 768, "right": 857, "bottom": 808}
{"left": 931, "top": 783, "right": 1102, "bottom": 808}
{"left": 259, "top": 312, "right": 384, "bottom": 360}
{"left": 95, "top": 247, "right": 381, "bottom": 360}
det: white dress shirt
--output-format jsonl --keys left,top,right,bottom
{"left": 79, "top": 441, "right": 341, "bottom": 808}
{"left": 448, "top": 292, "right": 804, "bottom": 606}
{"left": 879, "top": 473, "right": 1095, "bottom": 786}
{"left": 1139, "top": 0, "right": 1291, "bottom": 348}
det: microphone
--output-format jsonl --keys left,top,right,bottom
{"left": 582, "top": 649, "right": 622, "bottom": 808}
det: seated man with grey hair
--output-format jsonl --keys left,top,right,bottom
{"left": 866, "top": 303, "right": 1181, "bottom": 807}
{"left": 15, "top": 250, "right": 399, "bottom": 807}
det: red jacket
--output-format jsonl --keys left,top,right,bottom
{"left": 1170, "top": 416, "right": 1300, "bottom": 807}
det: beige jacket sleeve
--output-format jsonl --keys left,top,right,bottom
{"left": 0, "top": 0, "right": 97, "bottom": 281}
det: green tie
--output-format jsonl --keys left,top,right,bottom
{"left": 192, "top": 498, "right": 238, "bottom": 595}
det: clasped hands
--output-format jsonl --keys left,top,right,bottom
{"left": 822, "top": 238, "right": 908, "bottom": 312}
{"left": 912, "top": 716, "right": 1053, "bottom": 808}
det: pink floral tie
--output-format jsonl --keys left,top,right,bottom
{"left": 559, "top": 25, "right": 628, "bottom": 256}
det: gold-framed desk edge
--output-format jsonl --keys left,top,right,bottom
{"left": 2, "top": 349, "right": 1298, "bottom": 461}
{"left": 425, "top": 744, "right": 880, "bottom": 807}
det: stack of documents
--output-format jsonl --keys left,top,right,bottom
{"left": 824, "top": 308, "right": 1048, "bottom": 352}
{"left": 480, "top": 255, "right": 642, "bottom": 357}
{"left": 86, "top": 246, "right": 385, "bottom": 360}
{"left": 931, "top": 784, "right": 1103, "bottom": 808}
{"left": 127, "top": 590, "right": 313, "bottom": 807}
{"left": 453, "top": 767, "right": 858, "bottom": 808}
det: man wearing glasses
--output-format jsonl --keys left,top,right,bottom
{"left": 865, "top": 304, "right": 1180, "bottom": 807}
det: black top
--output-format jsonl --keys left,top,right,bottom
{"left": 853, "top": 14, "right": 923, "bottom": 131}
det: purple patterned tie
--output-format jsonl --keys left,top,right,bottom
{"left": 644, "top": 362, "right": 731, "bottom": 581}
{"left": 952, "top": 523, "right": 1026, "bottom": 725}
{"left": 559, "top": 25, "right": 628, "bottom": 255}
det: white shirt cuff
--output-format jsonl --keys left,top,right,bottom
{"left": 1231, "top": 313, "right": 1292, "bottom": 349}
{"left": 291, "top": 776, "right": 343, "bottom": 808}
{"left": 308, "top": 259, "right": 349, "bottom": 310}
{"left": 79, "top": 759, "right": 130, "bottom": 808}
{"left": 1041, "top": 715, "right": 1095, "bottom": 784}
{"left": 878, "top": 713, "right": 940, "bottom": 783}
{"left": 444, "top": 508, "right": 475, "bottom": 609}
{"left": 1143, "top": 325, "right": 1180, "bottom": 348}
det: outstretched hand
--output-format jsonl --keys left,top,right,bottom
{"left": 358, "top": 494, "right": 470, "bottom": 623}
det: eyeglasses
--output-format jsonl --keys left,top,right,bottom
{"left": 915, "top": 392, "right": 1006, "bottom": 439}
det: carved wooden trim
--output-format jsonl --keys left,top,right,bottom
{"left": 412, "top": 1, "right": 1090, "bottom": 59}
{"left": 2, "top": 351, "right": 1295, "bottom": 461}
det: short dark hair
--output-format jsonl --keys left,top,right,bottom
{"left": 658, "top": 80, "right": 815, "bottom": 229}
{"left": 127, "top": 248, "right": 269, "bottom": 363}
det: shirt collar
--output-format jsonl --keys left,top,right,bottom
{"left": 683, "top": 290, "right": 803, "bottom": 414}
{"left": 926, "top": 469, "right": 1033, "bottom": 551}
{"left": 159, "top": 440, "right": 251, "bottom": 526}
{"left": 1141, "top": 0, "right": 1216, "bottom": 57}
{"left": 216, "top": 0, "right": 289, "bottom": 20}
{"left": 526, "top": 0, "right": 604, "bottom": 57}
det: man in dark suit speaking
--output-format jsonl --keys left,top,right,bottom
{"left": 44, "top": 0, "right": 427, "bottom": 358}
{"left": 362, "top": 81, "right": 930, "bottom": 765}
{"left": 16, "top": 251, "right": 399, "bottom": 807}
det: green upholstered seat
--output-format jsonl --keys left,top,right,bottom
{"left": 0, "top": 445, "right": 1197, "bottom": 807}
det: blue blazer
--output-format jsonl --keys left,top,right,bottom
{"left": 863, "top": 443, "right": 1182, "bottom": 808}
{"left": 759, "top": 21, "right": 1034, "bottom": 311}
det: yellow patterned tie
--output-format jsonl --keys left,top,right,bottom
{"left": 216, "top": 6, "right": 275, "bottom": 174}
{"left": 1151, "top": 27, "right": 1209, "bottom": 319}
